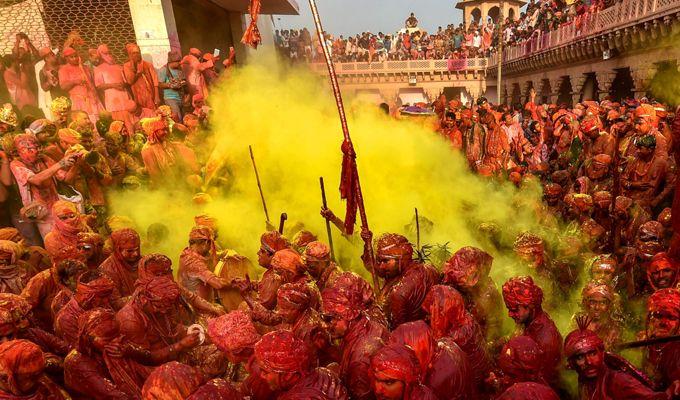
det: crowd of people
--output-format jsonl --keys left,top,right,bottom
{"left": 0, "top": 20, "right": 679, "bottom": 400}
{"left": 278, "top": 0, "right": 611, "bottom": 64}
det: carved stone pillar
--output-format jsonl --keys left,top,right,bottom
{"left": 548, "top": 76, "right": 563, "bottom": 104}
{"left": 631, "top": 64, "right": 657, "bottom": 99}
{"left": 595, "top": 70, "right": 616, "bottom": 100}
{"left": 571, "top": 74, "right": 587, "bottom": 105}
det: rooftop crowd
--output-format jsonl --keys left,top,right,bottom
{"left": 277, "top": 0, "right": 610, "bottom": 63}
{"left": 0, "top": 21, "right": 678, "bottom": 400}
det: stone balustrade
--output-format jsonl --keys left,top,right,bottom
{"left": 309, "top": 58, "right": 488, "bottom": 75}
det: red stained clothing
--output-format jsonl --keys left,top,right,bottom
{"left": 100, "top": 254, "right": 138, "bottom": 298}
{"left": 278, "top": 367, "right": 349, "bottom": 400}
{"left": 122, "top": 60, "right": 158, "bottom": 114}
{"left": 186, "top": 379, "right": 242, "bottom": 400}
{"left": 256, "top": 268, "right": 283, "bottom": 310}
{"left": 579, "top": 366, "right": 671, "bottom": 400}
{"left": 20, "top": 268, "right": 64, "bottom": 330}
{"left": 63, "top": 350, "right": 131, "bottom": 400}
{"left": 339, "top": 314, "right": 389, "bottom": 400}
{"left": 382, "top": 262, "right": 439, "bottom": 328}
{"left": 178, "top": 248, "right": 218, "bottom": 302}
{"left": 428, "top": 338, "right": 474, "bottom": 400}
{"left": 116, "top": 300, "right": 183, "bottom": 354}
{"left": 446, "top": 313, "right": 493, "bottom": 390}
{"left": 141, "top": 361, "right": 202, "bottom": 400}
{"left": 0, "top": 377, "right": 70, "bottom": 400}
{"left": 140, "top": 141, "right": 199, "bottom": 185}
{"left": 496, "top": 382, "right": 560, "bottom": 400}
{"left": 523, "top": 310, "right": 563, "bottom": 388}
{"left": 53, "top": 298, "right": 84, "bottom": 347}
{"left": 58, "top": 63, "right": 102, "bottom": 121}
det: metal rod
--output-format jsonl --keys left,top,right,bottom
{"left": 415, "top": 207, "right": 420, "bottom": 250}
{"left": 249, "top": 145, "right": 271, "bottom": 224}
{"left": 278, "top": 213, "right": 287, "bottom": 234}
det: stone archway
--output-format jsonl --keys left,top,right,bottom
{"left": 488, "top": 6, "right": 500, "bottom": 23}
{"left": 508, "top": 8, "right": 516, "bottom": 21}
{"left": 470, "top": 8, "right": 482, "bottom": 26}
{"left": 523, "top": 81, "right": 534, "bottom": 104}
{"left": 539, "top": 78, "right": 551, "bottom": 104}
{"left": 648, "top": 61, "right": 680, "bottom": 107}
{"left": 609, "top": 68, "right": 634, "bottom": 102}
{"left": 557, "top": 76, "right": 572, "bottom": 106}
{"left": 581, "top": 73, "right": 599, "bottom": 101}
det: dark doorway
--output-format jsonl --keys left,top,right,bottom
{"left": 609, "top": 68, "right": 634, "bottom": 102}
{"left": 557, "top": 76, "right": 572, "bottom": 106}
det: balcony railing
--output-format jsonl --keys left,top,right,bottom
{"left": 309, "top": 58, "right": 488, "bottom": 75}
{"left": 487, "top": 0, "right": 680, "bottom": 67}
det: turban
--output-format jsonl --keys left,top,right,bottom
{"left": 52, "top": 199, "right": 77, "bottom": 218}
{"left": 292, "top": 230, "right": 317, "bottom": 251}
{"left": 207, "top": 310, "right": 260, "bottom": 354}
{"left": 370, "top": 343, "right": 421, "bottom": 385}
{"left": 189, "top": 48, "right": 202, "bottom": 57}
{"left": 581, "top": 281, "right": 615, "bottom": 303}
{"left": 76, "top": 273, "right": 114, "bottom": 304}
{"left": 0, "top": 340, "right": 45, "bottom": 395}
{"left": 321, "top": 285, "right": 361, "bottom": 321}
{"left": 421, "top": 285, "right": 466, "bottom": 337}
{"left": 254, "top": 330, "right": 310, "bottom": 373}
{"left": 580, "top": 116, "right": 599, "bottom": 133}
{"left": 194, "top": 215, "right": 217, "bottom": 230}
{"left": 648, "top": 252, "right": 676, "bottom": 275}
{"left": 388, "top": 321, "right": 434, "bottom": 375}
{"left": 50, "top": 96, "right": 71, "bottom": 115}
{"left": 189, "top": 226, "right": 214, "bottom": 242}
{"left": 186, "top": 379, "right": 241, "bottom": 399}
{"left": 156, "top": 105, "right": 172, "bottom": 118}
{"left": 0, "top": 104, "right": 17, "bottom": 128}
{"left": 593, "top": 191, "right": 612, "bottom": 204}
{"left": 543, "top": 183, "right": 562, "bottom": 196}
{"left": 77, "top": 232, "right": 103, "bottom": 246}
{"left": 141, "top": 117, "right": 167, "bottom": 143}
{"left": 303, "top": 241, "right": 330, "bottom": 261}
{"left": 0, "top": 241, "right": 21, "bottom": 264}
{"left": 442, "top": 246, "right": 493, "bottom": 287}
{"left": 614, "top": 196, "right": 633, "bottom": 213}
{"left": 376, "top": 233, "right": 413, "bottom": 258}
{"left": 550, "top": 170, "right": 570, "bottom": 186}
{"left": 635, "top": 104, "right": 656, "bottom": 120}
{"left": 513, "top": 232, "right": 544, "bottom": 254}
{"left": 270, "top": 249, "right": 304, "bottom": 275}
{"left": 138, "top": 254, "right": 173, "bottom": 282}
{"left": 13, "top": 134, "right": 37, "bottom": 150}
{"left": 498, "top": 336, "right": 544, "bottom": 377}
{"left": 260, "top": 231, "right": 289, "bottom": 254}
{"left": 277, "top": 282, "right": 314, "bottom": 312}
{"left": 109, "top": 120, "right": 126, "bottom": 135}
{"left": 572, "top": 194, "right": 593, "bottom": 212}
{"left": 62, "top": 47, "right": 77, "bottom": 57}
{"left": 125, "top": 43, "right": 140, "bottom": 55}
{"left": 58, "top": 128, "right": 81, "bottom": 146}
{"left": 592, "top": 154, "right": 612, "bottom": 165}
{"left": 564, "top": 317, "right": 604, "bottom": 359}
{"left": 26, "top": 119, "right": 54, "bottom": 136}
{"left": 0, "top": 293, "right": 31, "bottom": 332}
{"left": 638, "top": 221, "right": 664, "bottom": 241}
{"left": 502, "top": 276, "right": 543, "bottom": 308}
{"left": 137, "top": 276, "right": 180, "bottom": 308}
{"left": 648, "top": 289, "right": 680, "bottom": 319}
{"left": 0, "top": 228, "right": 21, "bottom": 243}
{"left": 141, "top": 361, "right": 204, "bottom": 400}
{"left": 111, "top": 228, "right": 140, "bottom": 250}
{"left": 325, "top": 272, "right": 374, "bottom": 310}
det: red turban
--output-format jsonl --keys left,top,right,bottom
{"left": 270, "top": 249, "right": 304, "bottom": 275}
{"left": 0, "top": 340, "right": 45, "bottom": 395}
{"left": 0, "top": 228, "right": 22, "bottom": 243}
{"left": 321, "top": 286, "right": 360, "bottom": 321}
{"left": 564, "top": 320, "right": 604, "bottom": 359}
{"left": 277, "top": 281, "right": 315, "bottom": 312}
{"left": 370, "top": 343, "right": 421, "bottom": 385}
{"left": 647, "top": 288, "right": 680, "bottom": 320}
{"left": 141, "top": 361, "right": 204, "bottom": 400}
{"left": 592, "top": 154, "right": 612, "bottom": 165}
{"left": 189, "top": 226, "right": 214, "bottom": 241}
{"left": 254, "top": 330, "right": 311, "bottom": 373}
{"left": 302, "top": 241, "right": 330, "bottom": 261}
{"left": 76, "top": 273, "right": 114, "bottom": 304}
{"left": 137, "top": 254, "right": 173, "bottom": 282}
{"left": 136, "top": 276, "right": 180, "bottom": 309}
{"left": 0, "top": 240, "right": 21, "bottom": 264}
{"left": 614, "top": 196, "right": 633, "bottom": 213}
{"left": 292, "top": 230, "right": 317, "bottom": 251}
{"left": 513, "top": 233, "right": 544, "bottom": 255}
{"left": 388, "top": 320, "right": 434, "bottom": 375}
{"left": 125, "top": 43, "right": 140, "bottom": 55}
{"left": 581, "top": 281, "right": 615, "bottom": 303}
{"left": 141, "top": 118, "right": 167, "bottom": 144}
{"left": 260, "top": 231, "right": 290, "bottom": 253}
{"left": 376, "top": 233, "right": 413, "bottom": 258}
{"left": 499, "top": 336, "right": 544, "bottom": 377}
{"left": 194, "top": 215, "right": 217, "bottom": 230}
{"left": 111, "top": 228, "right": 140, "bottom": 250}
{"left": 502, "top": 276, "right": 543, "bottom": 309}
{"left": 186, "top": 379, "right": 241, "bottom": 400}
{"left": 658, "top": 208, "right": 672, "bottom": 227}
{"left": 442, "top": 246, "right": 493, "bottom": 287}
{"left": 207, "top": 310, "right": 260, "bottom": 354}
{"left": 543, "top": 183, "right": 562, "bottom": 196}
{"left": 647, "top": 252, "right": 678, "bottom": 290}
{"left": 422, "top": 285, "right": 466, "bottom": 338}
{"left": 57, "top": 128, "right": 81, "bottom": 146}
{"left": 77, "top": 232, "right": 103, "bottom": 246}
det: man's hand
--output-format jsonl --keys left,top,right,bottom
{"left": 178, "top": 332, "right": 201, "bottom": 350}
{"left": 666, "top": 380, "right": 680, "bottom": 397}
{"left": 360, "top": 226, "right": 373, "bottom": 244}
{"left": 59, "top": 154, "right": 78, "bottom": 169}
{"left": 320, "top": 206, "right": 336, "bottom": 221}
{"left": 231, "top": 277, "right": 252, "bottom": 294}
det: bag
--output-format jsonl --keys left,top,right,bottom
{"left": 54, "top": 179, "right": 84, "bottom": 213}
{"left": 20, "top": 202, "right": 49, "bottom": 222}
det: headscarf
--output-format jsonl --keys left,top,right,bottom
{"left": 51, "top": 200, "right": 87, "bottom": 244}
{"left": 77, "top": 308, "right": 119, "bottom": 357}
{"left": 207, "top": 310, "right": 260, "bottom": 354}
{"left": 0, "top": 229, "right": 22, "bottom": 243}
{"left": 421, "top": 285, "right": 466, "bottom": 338}
{"left": 277, "top": 281, "right": 315, "bottom": 312}
{"left": 50, "top": 97, "right": 71, "bottom": 116}
{"left": 57, "top": 128, "right": 81, "bottom": 146}
{"left": 543, "top": 183, "right": 562, "bottom": 196}
{"left": 260, "top": 231, "right": 289, "bottom": 254}
{"left": 96, "top": 44, "right": 115, "bottom": 65}
{"left": 141, "top": 361, "right": 204, "bottom": 400}
{"left": 292, "top": 230, "right": 317, "bottom": 252}
{"left": 141, "top": 117, "right": 167, "bottom": 144}
{"left": 376, "top": 233, "right": 413, "bottom": 258}
{"left": 388, "top": 321, "right": 435, "bottom": 375}
{"left": 0, "top": 340, "right": 45, "bottom": 396}
{"left": 498, "top": 336, "right": 545, "bottom": 378}
{"left": 502, "top": 276, "right": 544, "bottom": 309}
{"left": 125, "top": 43, "right": 141, "bottom": 56}
{"left": 370, "top": 343, "right": 421, "bottom": 387}
{"left": 581, "top": 281, "right": 615, "bottom": 304}
{"left": 270, "top": 249, "right": 305, "bottom": 276}
{"left": 193, "top": 215, "right": 217, "bottom": 231}
{"left": 75, "top": 273, "right": 114, "bottom": 306}
{"left": 109, "top": 228, "right": 141, "bottom": 294}
{"left": 186, "top": 379, "right": 241, "bottom": 400}
{"left": 26, "top": 119, "right": 54, "bottom": 136}
{"left": 109, "top": 120, "right": 126, "bottom": 135}
{"left": 135, "top": 276, "right": 180, "bottom": 311}
{"left": 254, "top": 330, "right": 310, "bottom": 373}
{"left": 137, "top": 254, "right": 173, "bottom": 283}
{"left": 513, "top": 233, "right": 544, "bottom": 256}
{"left": 647, "top": 288, "right": 680, "bottom": 320}
{"left": 0, "top": 294, "right": 31, "bottom": 338}
{"left": 442, "top": 246, "right": 493, "bottom": 287}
